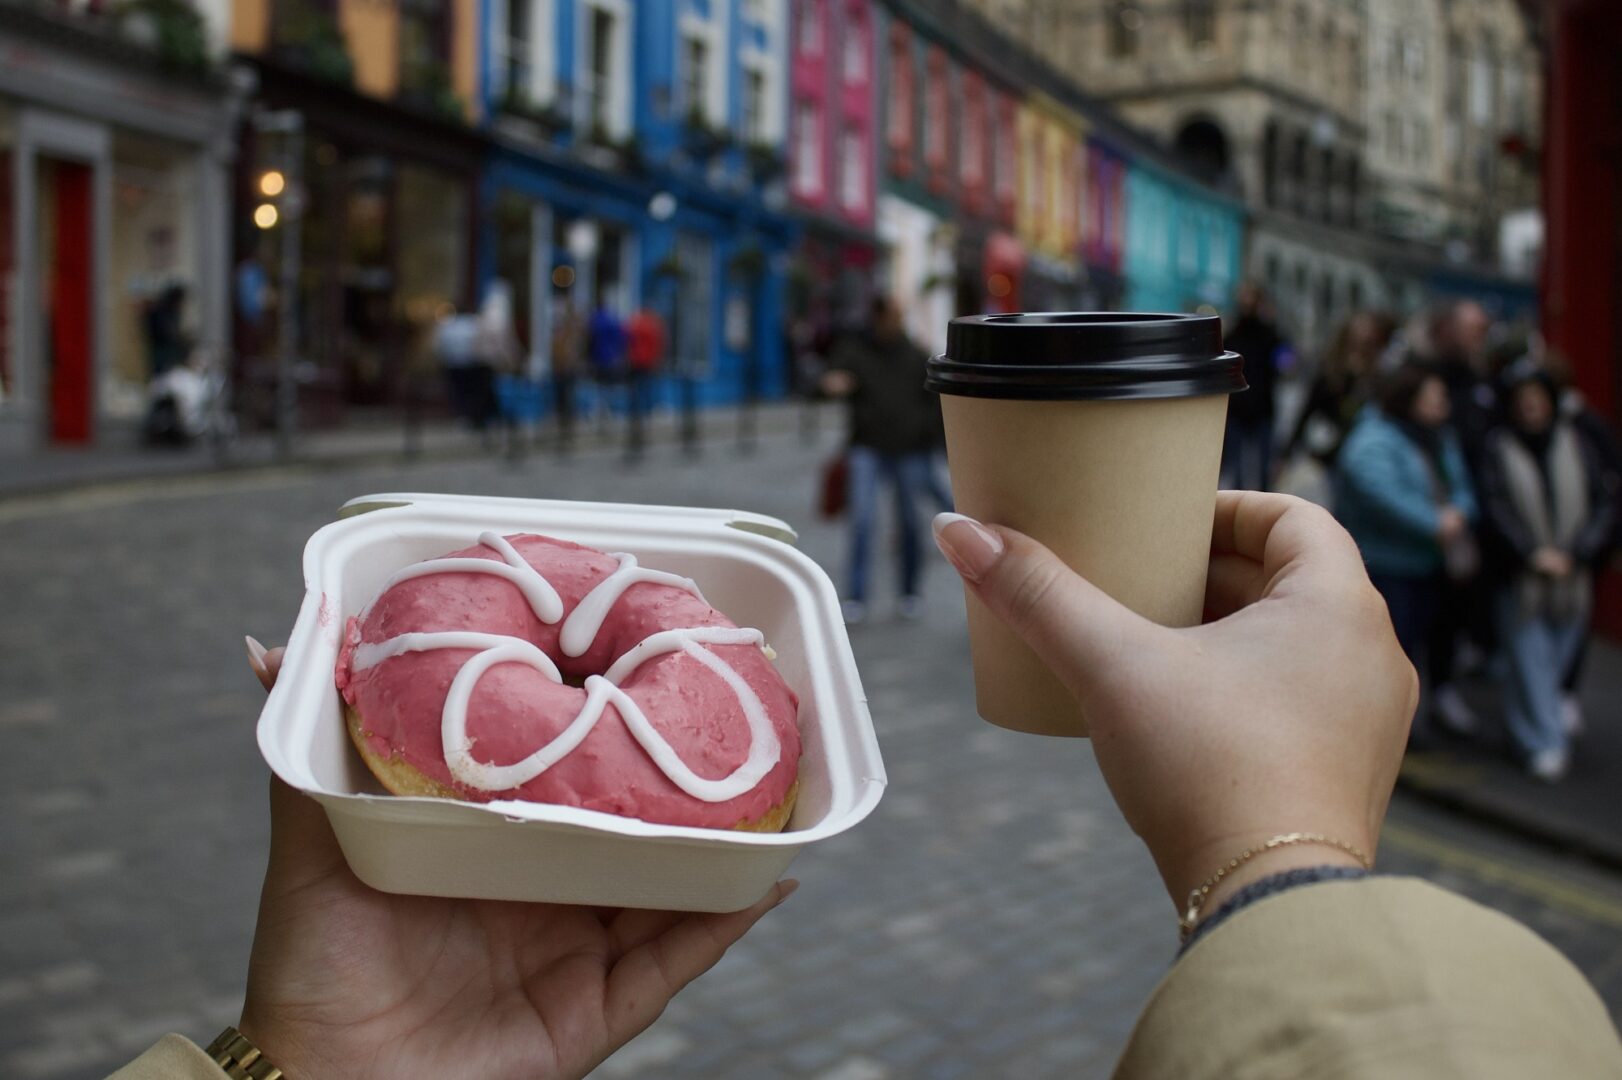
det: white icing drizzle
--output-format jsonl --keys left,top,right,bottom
{"left": 372, "top": 531, "right": 564, "bottom": 625}
{"left": 352, "top": 535, "right": 780, "bottom": 803}
{"left": 560, "top": 553, "right": 705, "bottom": 657}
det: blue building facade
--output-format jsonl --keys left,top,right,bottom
{"left": 1122, "top": 157, "right": 1245, "bottom": 315}
{"left": 479, "top": 0, "right": 796, "bottom": 408}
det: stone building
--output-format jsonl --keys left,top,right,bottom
{"left": 964, "top": 0, "right": 1541, "bottom": 348}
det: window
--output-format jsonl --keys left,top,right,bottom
{"left": 1502, "top": 61, "right": 1523, "bottom": 132}
{"left": 962, "top": 77, "right": 985, "bottom": 188}
{"left": 794, "top": 101, "right": 821, "bottom": 194}
{"left": 675, "top": 232, "right": 713, "bottom": 374}
{"left": 582, "top": 5, "right": 620, "bottom": 135}
{"left": 994, "top": 100, "right": 1015, "bottom": 203}
{"left": 1208, "top": 223, "right": 1228, "bottom": 279}
{"left": 839, "top": 129, "right": 864, "bottom": 210}
{"left": 925, "top": 51, "right": 947, "bottom": 169}
{"left": 1469, "top": 37, "right": 1494, "bottom": 126}
{"left": 682, "top": 33, "right": 710, "bottom": 120}
{"left": 798, "top": 0, "right": 822, "bottom": 55}
{"left": 1181, "top": 215, "right": 1201, "bottom": 276}
{"left": 1183, "top": 0, "right": 1214, "bottom": 48}
{"left": 399, "top": 0, "right": 450, "bottom": 100}
{"left": 842, "top": 14, "right": 866, "bottom": 83}
{"left": 1405, "top": 37, "right": 1425, "bottom": 83}
{"left": 502, "top": 0, "right": 532, "bottom": 99}
{"left": 1108, "top": 2, "right": 1140, "bottom": 59}
{"left": 887, "top": 29, "right": 913, "bottom": 155}
{"left": 742, "top": 66, "right": 767, "bottom": 142}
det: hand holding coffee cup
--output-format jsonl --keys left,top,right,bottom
{"left": 933, "top": 492, "right": 1414, "bottom": 914}
{"left": 926, "top": 313, "right": 1246, "bottom": 736}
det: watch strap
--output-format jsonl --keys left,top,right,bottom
{"left": 204, "top": 1026, "right": 284, "bottom": 1080}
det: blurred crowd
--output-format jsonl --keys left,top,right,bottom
{"left": 1236, "top": 289, "right": 1622, "bottom": 783}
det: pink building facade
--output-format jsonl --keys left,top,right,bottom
{"left": 789, "top": 0, "right": 878, "bottom": 330}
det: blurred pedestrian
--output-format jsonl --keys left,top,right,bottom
{"left": 476, "top": 280, "right": 524, "bottom": 456}
{"left": 433, "top": 305, "right": 485, "bottom": 437}
{"left": 1334, "top": 365, "right": 1478, "bottom": 741}
{"left": 143, "top": 283, "right": 190, "bottom": 379}
{"left": 588, "top": 303, "right": 627, "bottom": 433}
{"left": 550, "top": 297, "right": 586, "bottom": 455}
{"left": 1222, "top": 283, "right": 1292, "bottom": 491}
{"left": 822, "top": 296, "right": 940, "bottom": 623}
{"left": 1423, "top": 300, "right": 1497, "bottom": 466}
{"left": 1417, "top": 300, "right": 1502, "bottom": 727}
{"left": 1548, "top": 356, "right": 1622, "bottom": 719}
{"left": 1478, "top": 363, "right": 1617, "bottom": 782}
{"left": 624, "top": 306, "right": 666, "bottom": 461}
{"left": 1278, "top": 310, "right": 1392, "bottom": 505}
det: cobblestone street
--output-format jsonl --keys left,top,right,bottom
{"left": 3, "top": 426, "right": 1621, "bottom": 1079}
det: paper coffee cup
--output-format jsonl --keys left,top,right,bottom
{"left": 926, "top": 313, "right": 1246, "bottom": 737}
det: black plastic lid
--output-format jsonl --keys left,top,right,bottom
{"left": 925, "top": 312, "right": 1248, "bottom": 401}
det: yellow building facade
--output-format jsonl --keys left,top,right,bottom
{"left": 1016, "top": 94, "right": 1087, "bottom": 278}
{"left": 229, "top": 0, "right": 479, "bottom": 120}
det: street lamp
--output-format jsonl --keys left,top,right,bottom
{"left": 253, "top": 107, "right": 304, "bottom": 460}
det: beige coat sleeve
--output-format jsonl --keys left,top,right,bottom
{"left": 1114, "top": 876, "right": 1622, "bottom": 1079}
{"left": 109, "top": 1033, "right": 229, "bottom": 1080}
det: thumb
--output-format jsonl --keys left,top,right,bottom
{"left": 932, "top": 513, "right": 1155, "bottom": 707}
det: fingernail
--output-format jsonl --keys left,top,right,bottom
{"left": 932, "top": 513, "right": 1004, "bottom": 582}
{"left": 774, "top": 879, "right": 800, "bottom": 905}
{"left": 245, "top": 635, "right": 269, "bottom": 678}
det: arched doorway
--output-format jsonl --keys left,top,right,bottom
{"left": 1172, "top": 116, "right": 1235, "bottom": 191}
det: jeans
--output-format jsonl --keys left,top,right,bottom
{"left": 1496, "top": 590, "right": 1585, "bottom": 759}
{"left": 1222, "top": 417, "right": 1275, "bottom": 491}
{"left": 846, "top": 446, "right": 932, "bottom": 603}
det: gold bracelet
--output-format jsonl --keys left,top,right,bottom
{"left": 1179, "top": 832, "right": 1372, "bottom": 942}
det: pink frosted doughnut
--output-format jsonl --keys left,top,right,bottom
{"left": 335, "top": 532, "right": 801, "bottom": 831}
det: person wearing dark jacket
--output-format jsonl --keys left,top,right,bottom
{"left": 1478, "top": 363, "right": 1617, "bottom": 782}
{"left": 823, "top": 296, "right": 941, "bottom": 622}
{"left": 1222, "top": 284, "right": 1292, "bottom": 491}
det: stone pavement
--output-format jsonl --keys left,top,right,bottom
{"left": 2, "top": 428, "right": 1620, "bottom": 1079}
{"left": 0, "top": 399, "right": 814, "bottom": 500}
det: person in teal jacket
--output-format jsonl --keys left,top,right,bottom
{"left": 1334, "top": 365, "right": 1477, "bottom": 704}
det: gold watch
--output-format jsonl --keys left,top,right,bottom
{"left": 204, "top": 1026, "right": 284, "bottom": 1080}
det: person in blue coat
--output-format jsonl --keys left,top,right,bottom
{"left": 1334, "top": 365, "right": 1477, "bottom": 726}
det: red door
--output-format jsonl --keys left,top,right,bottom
{"left": 49, "top": 160, "right": 93, "bottom": 444}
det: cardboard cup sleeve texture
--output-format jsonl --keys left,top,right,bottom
{"left": 927, "top": 313, "right": 1246, "bottom": 737}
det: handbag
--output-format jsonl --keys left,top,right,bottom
{"left": 818, "top": 453, "right": 849, "bottom": 519}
